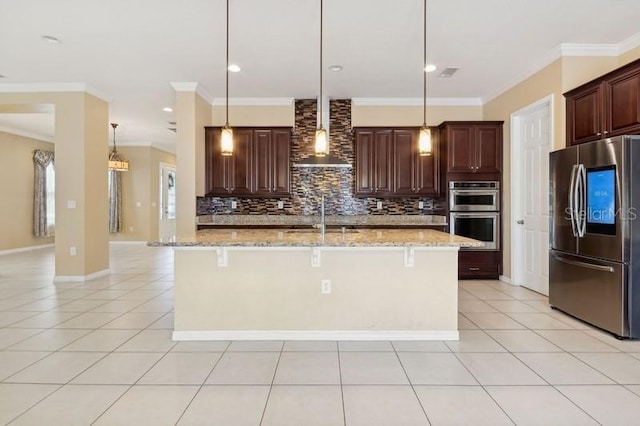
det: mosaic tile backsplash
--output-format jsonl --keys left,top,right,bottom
{"left": 197, "top": 99, "right": 446, "bottom": 216}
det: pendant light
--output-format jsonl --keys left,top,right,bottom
{"left": 418, "top": 0, "right": 432, "bottom": 156}
{"left": 314, "top": 0, "right": 328, "bottom": 157}
{"left": 220, "top": 0, "right": 234, "bottom": 156}
{"left": 108, "top": 123, "right": 129, "bottom": 171}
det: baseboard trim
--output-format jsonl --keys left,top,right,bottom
{"left": 54, "top": 268, "right": 110, "bottom": 282}
{"left": 109, "top": 241, "right": 148, "bottom": 246}
{"left": 0, "top": 243, "right": 54, "bottom": 256}
{"left": 172, "top": 330, "right": 460, "bottom": 341}
{"left": 499, "top": 275, "right": 513, "bottom": 284}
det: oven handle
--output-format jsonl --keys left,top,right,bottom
{"left": 450, "top": 212, "right": 499, "bottom": 218}
{"left": 450, "top": 190, "right": 499, "bottom": 196}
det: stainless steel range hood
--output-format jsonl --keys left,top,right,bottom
{"left": 293, "top": 155, "right": 351, "bottom": 168}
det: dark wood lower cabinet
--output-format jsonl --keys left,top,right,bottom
{"left": 458, "top": 251, "right": 501, "bottom": 279}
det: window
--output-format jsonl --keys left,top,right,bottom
{"left": 45, "top": 162, "right": 55, "bottom": 233}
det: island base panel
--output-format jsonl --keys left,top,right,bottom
{"left": 173, "top": 248, "right": 459, "bottom": 340}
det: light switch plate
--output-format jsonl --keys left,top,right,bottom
{"left": 376, "top": 201, "right": 383, "bottom": 210}
{"left": 67, "top": 200, "right": 76, "bottom": 209}
{"left": 231, "top": 201, "right": 237, "bottom": 209}
{"left": 277, "top": 201, "right": 284, "bottom": 209}
{"left": 419, "top": 201, "right": 424, "bottom": 209}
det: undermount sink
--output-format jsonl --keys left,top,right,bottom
{"left": 285, "top": 228, "right": 360, "bottom": 234}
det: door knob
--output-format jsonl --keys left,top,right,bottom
{"left": 517, "top": 220, "right": 524, "bottom": 225}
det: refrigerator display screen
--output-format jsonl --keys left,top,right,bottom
{"left": 586, "top": 165, "right": 616, "bottom": 235}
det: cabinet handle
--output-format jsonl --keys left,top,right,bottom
{"left": 603, "top": 131, "right": 609, "bottom": 135}
{"left": 469, "top": 267, "right": 481, "bottom": 271}
{"left": 597, "top": 132, "right": 602, "bottom": 136}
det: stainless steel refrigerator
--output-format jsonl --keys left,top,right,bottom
{"left": 549, "top": 135, "right": 640, "bottom": 339}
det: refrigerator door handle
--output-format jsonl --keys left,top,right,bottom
{"left": 577, "top": 164, "right": 587, "bottom": 237}
{"left": 552, "top": 254, "right": 614, "bottom": 273}
{"left": 569, "top": 165, "right": 578, "bottom": 237}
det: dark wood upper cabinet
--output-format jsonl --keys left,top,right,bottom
{"left": 355, "top": 129, "right": 393, "bottom": 196}
{"left": 354, "top": 127, "right": 439, "bottom": 197}
{"left": 231, "top": 130, "right": 252, "bottom": 195}
{"left": 393, "top": 130, "right": 415, "bottom": 194}
{"left": 565, "top": 58, "right": 640, "bottom": 146}
{"left": 439, "top": 121, "right": 502, "bottom": 177}
{"left": 271, "top": 129, "right": 291, "bottom": 195}
{"left": 205, "top": 127, "right": 291, "bottom": 197}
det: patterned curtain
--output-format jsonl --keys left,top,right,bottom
{"left": 33, "top": 150, "right": 55, "bottom": 237}
{"left": 108, "top": 170, "right": 122, "bottom": 233}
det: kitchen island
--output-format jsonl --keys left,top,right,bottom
{"left": 149, "top": 228, "right": 481, "bottom": 341}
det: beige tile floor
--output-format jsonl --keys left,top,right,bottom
{"left": 1, "top": 245, "right": 640, "bottom": 425}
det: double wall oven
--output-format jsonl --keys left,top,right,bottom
{"left": 449, "top": 181, "right": 500, "bottom": 250}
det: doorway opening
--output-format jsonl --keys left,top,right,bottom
{"left": 159, "top": 163, "right": 176, "bottom": 241}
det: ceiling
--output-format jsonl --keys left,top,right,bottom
{"left": 1, "top": 0, "right": 640, "bottom": 152}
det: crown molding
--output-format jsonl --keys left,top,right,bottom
{"left": 560, "top": 43, "right": 618, "bottom": 57}
{"left": 351, "top": 97, "right": 482, "bottom": 107}
{"left": 169, "top": 82, "right": 215, "bottom": 104}
{"left": 211, "top": 97, "right": 294, "bottom": 106}
{"left": 0, "top": 83, "right": 112, "bottom": 102}
{"left": 118, "top": 140, "right": 176, "bottom": 154}
{"left": 483, "top": 32, "right": 640, "bottom": 104}
{"left": 618, "top": 32, "right": 640, "bottom": 55}
{"left": 0, "top": 126, "right": 54, "bottom": 143}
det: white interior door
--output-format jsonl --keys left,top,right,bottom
{"left": 512, "top": 98, "right": 551, "bottom": 295}
{"left": 159, "top": 163, "right": 176, "bottom": 241}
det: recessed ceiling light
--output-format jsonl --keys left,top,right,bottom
{"left": 41, "top": 35, "right": 62, "bottom": 44}
{"left": 227, "top": 64, "right": 241, "bottom": 72}
{"left": 424, "top": 64, "right": 437, "bottom": 73}
{"left": 329, "top": 65, "right": 343, "bottom": 72}
{"left": 162, "top": 107, "right": 173, "bottom": 112}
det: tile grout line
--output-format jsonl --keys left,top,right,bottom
{"left": 258, "top": 341, "right": 285, "bottom": 426}
{"left": 174, "top": 340, "right": 232, "bottom": 425}
{"left": 336, "top": 341, "right": 347, "bottom": 426}
{"left": 391, "top": 342, "right": 432, "bottom": 425}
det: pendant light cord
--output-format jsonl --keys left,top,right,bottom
{"left": 226, "top": 0, "right": 230, "bottom": 127}
{"left": 319, "top": 0, "right": 323, "bottom": 129}
{"left": 423, "top": 0, "right": 427, "bottom": 127}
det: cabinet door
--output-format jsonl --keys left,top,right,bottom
{"left": 252, "top": 130, "right": 272, "bottom": 196}
{"left": 475, "top": 124, "right": 501, "bottom": 174}
{"left": 415, "top": 128, "right": 439, "bottom": 196}
{"left": 374, "top": 130, "right": 393, "bottom": 194}
{"left": 393, "top": 129, "right": 416, "bottom": 195}
{"left": 229, "top": 129, "right": 252, "bottom": 195}
{"left": 204, "top": 128, "right": 231, "bottom": 196}
{"left": 447, "top": 125, "right": 474, "bottom": 173}
{"left": 355, "top": 130, "right": 375, "bottom": 195}
{"left": 271, "top": 129, "right": 291, "bottom": 195}
{"left": 605, "top": 69, "right": 640, "bottom": 137}
{"left": 567, "top": 84, "right": 602, "bottom": 145}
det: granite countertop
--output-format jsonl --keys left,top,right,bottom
{"left": 196, "top": 214, "right": 448, "bottom": 227}
{"left": 149, "top": 228, "right": 481, "bottom": 248}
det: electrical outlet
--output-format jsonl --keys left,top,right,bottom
{"left": 231, "top": 201, "right": 237, "bottom": 209}
{"left": 136, "top": 201, "right": 141, "bottom": 207}
{"left": 277, "top": 201, "right": 284, "bottom": 209}
{"left": 418, "top": 201, "right": 424, "bottom": 209}
{"left": 69, "top": 247, "right": 76, "bottom": 256}
{"left": 67, "top": 200, "right": 76, "bottom": 209}
{"left": 376, "top": 201, "right": 383, "bottom": 210}
{"left": 321, "top": 279, "right": 331, "bottom": 294}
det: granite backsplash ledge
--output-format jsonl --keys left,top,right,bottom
{"left": 197, "top": 98, "right": 446, "bottom": 217}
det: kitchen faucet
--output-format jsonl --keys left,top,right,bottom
{"left": 320, "top": 194, "right": 326, "bottom": 236}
